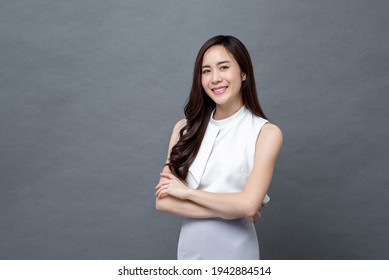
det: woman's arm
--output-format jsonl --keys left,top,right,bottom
{"left": 155, "top": 119, "right": 229, "bottom": 219}
{"left": 156, "top": 163, "right": 229, "bottom": 218}
{"left": 156, "top": 123, "right": 283, "bottom": 218}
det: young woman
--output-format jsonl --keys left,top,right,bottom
{"left": 155, "top": 35, "right": 283, "bottom": 259}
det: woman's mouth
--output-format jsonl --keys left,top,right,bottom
{"left": 212, "top": 86, "right": 228, "bottom": 95}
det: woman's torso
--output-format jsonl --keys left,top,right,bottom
{"left": 179, "top": 106, "right": 268, "bottom": 260}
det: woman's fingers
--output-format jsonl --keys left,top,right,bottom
{"left": 156, "top": 174, "right": 189, "bottom": 199}
{"left": 155, "top": 179, "right": 171, "bottom": 189}
{"left": 256, "top": 210, "right": 263, "bottom": 221}
{"left": 155, "top": 173, "right": 178, "bottom": 199}
{"left": 156, "top": 185, "right": 169, "bottom": 198}
{"left": 248, "top": 211, "right": 263, "bottom": 223}
{"left": 160, "top": 172, "right": 177, "bottom": 180}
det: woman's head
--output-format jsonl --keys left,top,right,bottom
{"left": 201, "top": 44, "right": 246, "bottom": 112}
{"left": 186, "top": 35, "right": 266, "bottom": 119}
{"left": 169, "top": 35, "right": 266, "bottom": 181}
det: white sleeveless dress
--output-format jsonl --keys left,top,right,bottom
{"left": 177, "top": 106, "right": 269, "bottom": 260}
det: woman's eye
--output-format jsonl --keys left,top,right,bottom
{"left": 202, "top": 69, "right": 211, "bottom": 74}
{"left": 220, "top": 66, "right": 229, "bottom": 70}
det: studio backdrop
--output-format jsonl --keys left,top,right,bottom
{"left": 1, "top": 0, "right": 388, "bottom": 259}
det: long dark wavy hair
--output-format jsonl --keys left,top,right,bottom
{"left": 168, "top": 35, "right": 267, "bottom": 182}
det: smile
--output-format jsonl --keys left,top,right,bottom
{"left": 212, "top": 86, "right": 228, "bottom": 95}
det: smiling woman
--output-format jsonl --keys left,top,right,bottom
{"left": 201, "top": 45, "right": 246, "bottom": 119}
{"left": 155, "top": 35, "right": 283, "bottom": 260}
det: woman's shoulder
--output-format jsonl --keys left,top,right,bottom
{"left": 168, "top": 118, "right": 187, "bottom": 145}
{"left": 258, "top": 122, "right": 283, "bottom": 145}
{"left": 263, "top": 122, "right": 282, "bottom": 134}
{"left": 170, "top": 118, "right": 187, "bottom": 139}
{"left": 173, "top": 118, "right": 187, "bottom": 132}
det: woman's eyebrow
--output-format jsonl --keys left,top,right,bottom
{"left": 202, "top": 60, "right": 231, "bottom": 68}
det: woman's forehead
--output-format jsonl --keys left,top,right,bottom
{"left": 202, "top": 45, "right": 235, "bottom": 65}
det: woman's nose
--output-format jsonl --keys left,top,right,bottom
{"left": 211, "top": 70, "right": 222, "bottom": 83}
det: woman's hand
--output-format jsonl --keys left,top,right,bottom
{"left": 247, "top": 210, "right": 261, "bottom": 223}
{"left": 247, "top": 202, "right": 268, "bottom": 222}
{"left": 155, "top": 172, "right": 190, "bottom": 200}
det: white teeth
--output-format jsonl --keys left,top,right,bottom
{"left": 213, "top": 87, "right": 226, "bottom": 93}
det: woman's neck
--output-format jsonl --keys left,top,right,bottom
{"left": 213, "top": 100, "right": 244, "bottom": 120}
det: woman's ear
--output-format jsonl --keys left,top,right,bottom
{"left": 242, "top": 72, "right": 247, "bottom": 81}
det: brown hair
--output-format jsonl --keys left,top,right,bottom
{"left": 168, "top": 35, "right": 267, "bottom": 181}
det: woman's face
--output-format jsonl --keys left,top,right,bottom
{"left": 201, "top": 45, "right": 246, "bottom": 109}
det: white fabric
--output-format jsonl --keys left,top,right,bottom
{"left": 178, "top": 106, "right": 269, "bottom": 260}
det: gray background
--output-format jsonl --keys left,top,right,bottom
{"left": 1, "top": 0, "right": 388, "bottom": 259}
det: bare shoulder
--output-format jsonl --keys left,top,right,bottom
{"left": 256, "top": 123, "right": 283, "bottom": 154}
{"left": 261, "top": 123, "right": 283, "bottom": 141}
{"left": 173, "top": 118, "right": 186, "bottom": 132}
{"left": 169, "top": 118, "right": 187, "bottom": 145}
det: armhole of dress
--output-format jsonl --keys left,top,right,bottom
{"left": 253, "top": 119, "right": 271, "bottom": 205}
{"left": 253, "top": 119, "right": 270, "bottom": 155}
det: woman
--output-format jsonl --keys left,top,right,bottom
{"left": 155, "top": 35, "right": 283, "bottom": 259}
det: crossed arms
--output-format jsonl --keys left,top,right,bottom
{"left": 155, "top": 119, "right": 283, "bottom": 220}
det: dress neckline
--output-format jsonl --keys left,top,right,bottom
{"left": 210, "top": 105, "right": 248, "bottom": 128}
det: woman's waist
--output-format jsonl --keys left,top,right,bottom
{"left": 181, "top": 217, "right": 255, "bottom": 229}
